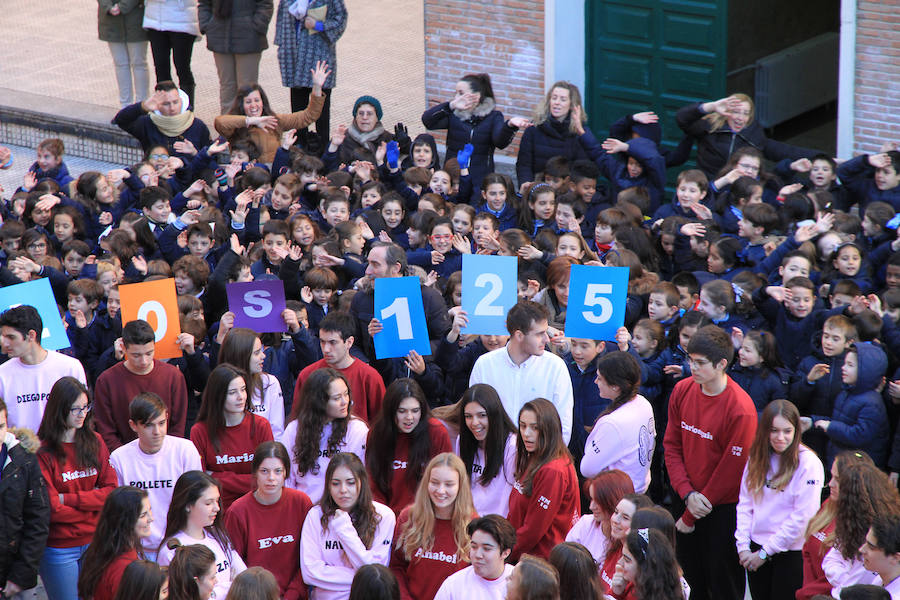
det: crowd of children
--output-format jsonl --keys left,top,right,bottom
{"left": 2, "top": 75, "right": 900, "bottom": 600}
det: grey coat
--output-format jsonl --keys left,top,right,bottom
{"left": 274, "top": 0, "right": 346, "bottom": 89}
{"left": 198, "top": 0, "right": 273, "bottom": 54}
{"left": 97, "top": 0, "right": 148, "bottom": 43}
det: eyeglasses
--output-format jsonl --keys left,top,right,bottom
{"left": 737, "top": 162, "right": 760, "bottom": 172}
{"left": 69, "top": 404, "right": 92, "bottom": 415}
{"left": 27, "top": 242, "right": 47, "bottom": 250}
{"left": 149, "top": 154, "right": 169, "bottom": 160}
{"left": 431, "top": 234, "right": 452, "bottom": 241}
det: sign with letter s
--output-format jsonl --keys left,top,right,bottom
{"left": 227, "top": 280, "right": 287, "bottom": 333}
{"left": 461, "top": 254, "right": 517, "bottom": 335}
{"left": 119, "top": 278, "right": 182, "bottom": 359}
{"left": 0, "top": 278, "right": 69, "bottom": 350}
{"left": 374, "top": 276, "right": 430, "bottom": 359}
{"left": 564, "top": 265, "right": 630, "bottom": 341}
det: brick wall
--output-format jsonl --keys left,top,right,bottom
{"left": 853, "top": 0, "right": 900, "bottom": 154}
{"left": 423, "top": 0, "right": 545, "bottom": 155}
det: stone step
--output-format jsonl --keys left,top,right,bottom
{"left": 1, "top": 87, "right": 143, "bottom": 167}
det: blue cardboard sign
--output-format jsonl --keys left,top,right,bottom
{"left": 461, "top": 254, "right": 517, "bottom": 335}
{"left": 0, "top": 278, "right": 70, "bottom": 350}
{"left": 374, "top": 276, "right": 430, "bottom": 359}
{"left": 564, "top": 265, "right": 630, "bottom": 341}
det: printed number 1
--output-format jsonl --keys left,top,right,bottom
{"left": 582, "top": 284, "right": 613, "bottom": 324}
{"left": 381, "top": 297, "right": 413, "bottom": 340}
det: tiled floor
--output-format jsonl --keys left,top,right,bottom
{"left": 0, "top": 0, "right": 425, "bottom": 155}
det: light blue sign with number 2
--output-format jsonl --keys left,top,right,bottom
{"left": 374, "top": 276, "right": 431, "bottom": 359}
{"left": 564, "top": 265, "right": 630, "bottom": 341}
{"left": 461, "top": 254, "right": 517, "bottom": 335}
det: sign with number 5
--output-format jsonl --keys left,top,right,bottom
{"left": 374, "top": 276, "right": 431, "bottom": 359}
{"left": 461, "top": 254, "right": 517, "bottom": 335}
{"left": 564, "top": 265, "right": 630, "bottom": 341}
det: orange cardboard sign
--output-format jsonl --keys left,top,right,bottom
{"left": 118, "top": 278, "right": 182, "bottom": 359}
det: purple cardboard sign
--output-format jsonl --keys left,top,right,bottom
{"left": 226, "top": 280, "right": 288, "bottom": 333}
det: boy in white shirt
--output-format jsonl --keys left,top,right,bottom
{"left": 0, "top": 305, "right": 86, "bottom": 433}
{"left": 434, "top": 515, "right": 515, "bottom": 600}
{"left": 109, "top": 392, "right": 201, "bottom": 560}
{"left": 860, "top": 514, "right": 900, "bottom": 599}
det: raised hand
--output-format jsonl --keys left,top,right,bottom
{"left": 310, "top": 61, "right": 332, "bottom": 89}
{"left": 790, "top": 158, "right": 812, "bottom": 173}
{"left": 385, "top": 141, "right": 400, "bottom": 170}
{"left": 281, "top": 129, "right": 297, "bottom": 151}
{"left": 173, "top": 140, "right": 197, "bottom": 156}
{"left": 632, "top": 111, "right": 659, "bottom": 124}
{"left": 601, "top": 138, "right": 628, "bottom": 154}
{"left": 507, "top": 117, "right": 532, "bottom": 129}
{"left": 331, "top": 124, "right": 348, "bottom": 147}
{"left": 36, "top": 194, "right": 61, "bottom": 212}
{"left": 249, "top": 115, "right": 279, "bottom": 131}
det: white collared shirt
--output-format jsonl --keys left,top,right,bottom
{"left": 470, "top": 346, "right": 573, "bottom": 444}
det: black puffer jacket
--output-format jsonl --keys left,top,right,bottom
{"left": 422, "top": 98, "right": 517, "bottom": 192}
{"left": 515, "top": 119, "right": 600, "bottom": 187}
{"left": 199, "top": 0, "right": 273, "bottom": 54}
{"left": 0, "top": 430, "right": 50, "bottom": 592}
{"left": 676, "top": 101, "right": 820, "bottom": 178}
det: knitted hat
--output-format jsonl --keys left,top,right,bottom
{"left": 353, "top": 96, "right": 383, "bottom": 120}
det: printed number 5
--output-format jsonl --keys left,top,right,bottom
{"left": 582, "top": 283, "right": 613, "bottom": 324}
{"left": 381, "top": 297, "right": 413, "bottom": 340}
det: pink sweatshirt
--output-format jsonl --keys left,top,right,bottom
{"left": 109, "top": 436, "right": 202, "bottom": 553}
{"left": 823, "top": 547, "right": 879, "bottom": 598}
{"left": 433, "top": 564, "right": 514, "bottom": 600}
{"left": 280, "top": 417, "right": 368, "bottom": 504}
{"left": 580, "top": 395, "right": 655, "bottom": 493}
{"left": 735, "top": 445, "right": 824, "bottom": 555}
{"left": 454, "top": 434, "right": 517, "bottom": 518}
{"left": 565, "top": 515, "right": 610, "bottom": 563}
{"left": 299, "top": 503, "right": 396, "bottom": 600}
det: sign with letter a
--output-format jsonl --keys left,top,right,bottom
{"left": 226, "top": 280, "right": 288, "bottom": 333}
{"left": 0, "top": 278, "right": 69, "bottom": 350}
{"left": 119, "top": 278, "right": 182, "bottom": 359}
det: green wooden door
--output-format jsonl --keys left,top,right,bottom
{"left": 585, "top": 0, "right": 728, "bottom": 170}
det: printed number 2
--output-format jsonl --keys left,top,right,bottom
{"left": 381, "top": 297, "right": 413, "bottom": 340}
{"left": 582, "top": 284, "right": 613, "bottom": 324}
{"left": 474, "top": 273, "right": 504, "bottom": 316}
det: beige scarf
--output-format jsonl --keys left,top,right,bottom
{"left": 149, "top": 111, "right": 195, "bottom": 138}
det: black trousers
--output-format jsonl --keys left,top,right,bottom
{"left": 675, "top": 502, "right": 745, "bottom": 600}
{"left": 747, "top": 543, "right": 803, "bottom": 600}
{"left": 291, "top": 86, "right": 332, "bottom": 152}
{"left": 146, "top": 28, "right": 196, "bottom": 109}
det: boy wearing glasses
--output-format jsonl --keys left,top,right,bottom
{"left": 664, "top": 325, "right": 756, "bottom": 600}
{"left": 0, "top": 305, "right": 87, "bottom": 433}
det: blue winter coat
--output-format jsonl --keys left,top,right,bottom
{"left": 422, "top": 99, "right": 517, "bottom": 193}
{"left": 837, "top": 155, "right": 900, "bottom": 214}
{"left": 728, "top": 363, "right": 787, "bottom": 414}
{"left": 515, "top": 119, "right": 600, "bottom": 186}
{"left": 812, "top": 342, "right": 889, "bottom": 468}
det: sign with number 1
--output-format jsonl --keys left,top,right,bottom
{"left": 564, "top": 265, "right": 630, "bottom": 341}
{"left": 374, "top": 276, "right": 430, "bottom": 359}
{"left": 461, "top": 254, "right": 517, "bottom": 335}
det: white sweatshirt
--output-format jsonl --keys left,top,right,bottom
{"left": 300, "top": 503, "right": 396, "bottom": 600}
{"left": 110, "top": 436, "right": 202, "bottom": 553}
{"left": 280, "top": 418, "right": 368, "bottom": 504}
